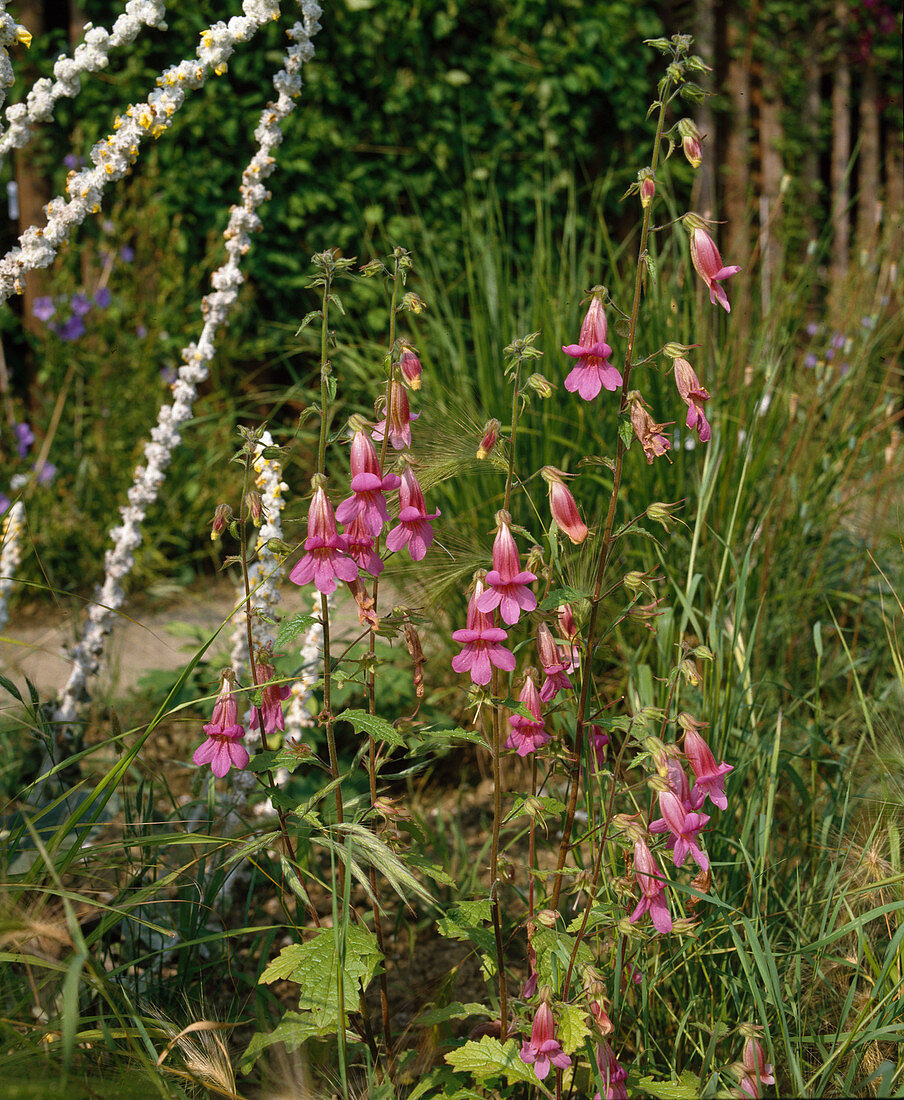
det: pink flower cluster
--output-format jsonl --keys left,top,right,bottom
{"left": 290, "top": 422, "right": 439, "bottom": 595}
{"left": 629, "top": 716, "right": 733, "bottom": 935}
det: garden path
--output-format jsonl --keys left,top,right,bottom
{"left": 0, "top": 577, "right": 242, "bottom": 705}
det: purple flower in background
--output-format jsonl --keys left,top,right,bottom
{"left": 58, "top": 316, "right": 85, "bottom": 341}
{"left": 862, "top": 316, "right": 875, "bottom": 329}
{"left": 0, "top": 494, "right": 9, "bottom": 515}
{"left": 805, "top": 322, "right": 819, "bottom": 337}
{"left": 803, "top": 353, "right": 818, "bottom": 368}
{"left": 160, "top": 366, "right": 177, "bottom": 385}
{"left": 33, "top": 296, "right": 55, "bottom": 322}
{"left": 94, "top": 286, "right": 112, "bottom": 309}
{"left": 137, "top": 324, "right": 148, "bottom": 338}
{"left": 63, "top": 153, "right": 84, "bottom": 169}
{"left": 825, "top": 348, "right": 835, "bottom": 362}
{"left": 70, "top": 293, "right": 92, "bottom": 316}
{"left": 120, "top": 245, "right": 135, "bottom": 263}
{"left": 35, "top": 462, "right": 56, "bottom": 484}
{"left": 14, "top": 422, "right": 34, "bottom": 458}
{"left": 830, "top": 332, "right": 846, "bottom": 349}
{"left": 102, "top": 219, "right": 115, "bottom": 234}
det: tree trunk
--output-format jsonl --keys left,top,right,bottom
{"left": 855, "top": 66, "right": 880, "bottom": 254}
{"left": 693, "top": 0, "right": 717, "bottom": 220}
{"left": 722, "top": 8, "right": 752, "bottom": 326}
{"left": 758, "top": 69, "right": 784, "bottom": 314}
{"left": 801, "top": 52, "right": 822, "bottom": 245}
{"left": 829, "top": 0, "right": 851, "bottom": 297}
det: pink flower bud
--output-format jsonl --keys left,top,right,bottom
{"left": 688, "top": 221, "right": 741, "bottom": 314}
{"left": 541, "top": 467, "right": 588, "bottom": 544}
{"left": 399, "top": 343, "right": 422, "bottom": 390}
{"left": 476, "top": 418, "right": 501, "bottom": 460}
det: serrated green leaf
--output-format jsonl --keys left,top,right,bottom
{"left": 538, "top": 586, "right": 591, "bottom": 611}
{"left": 637, "top": 1070, "right": 704, "bottom": 1099}
{"left": 504, "top": 795, "right": 566, "bottom": 824}
{"left": 248, "top": 749, "right": 280, "bottom": 773}
{"left": 437, "top": 900, "right": 495, "bottom": 955}
{"left": 406, "top": 854, "right": 456, "bottom": 888}
{"left": 276, "top": 612, "right": 318, "bottom": 649}
{"left": 557, "top": 1002, "right": 592, "bottom": 1055}
{"left": 444, "top": 1037, "right": 545, "bottom": 1089}
{"left": 618, "top": 416, "right": 634, "bottom": 449}
{"left": 239, "top": 1010, "right": 327, "bottom": 1073}
{"left": 417, "top": 1001, "right": 493, "bottom": 1026}
{"left": 337, "top": 707, "right": 406, "bottom": 748}
{"left": 259, "top": 926, "right": 382, "bottom": 1031}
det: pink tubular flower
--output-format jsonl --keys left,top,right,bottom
{"left": 290, "top": 485, "right": 359, "bottom": 594}
{"left": 562, "top": 293, "right": 623, "bottom": 400}
{"left": 689, "top": 224, "right": 741, "bottom": 313}
{"left": 665, "top": 757, "right": 705, "bottom": 812}
{"left": 674, "top": 358, "right": 711, "bottom": 442}
{"left": 742, "top": 1036, "right": 775, "bottom": 1092}
{"left": 541, "top": 467, "right": 589, "bottom": 544}
{"left": 345, "top": 513, "right": 384, "bottom": 576}
{"left": 451, "top": 580, "right": 517, "bottom": 686}
{"left": 519, "top": 1001, "right": 571, "bottom": 1081}
{"left": 590, "top": 725, "right": 610, "bottom": 771}
{"left": 335, "top": 426, "right": 401, "bottom": 536}
{"left": 536, "top": 622, "right": 573, "bottom": 702}
{"left": 385, "top": 465, "right": 440, "bottom": 561}
{"left": 680, "top": 716, "right": 733, "bottom": 810}
{"left": 506, "top": 673, "right": 550, "bottom": 756}
{"left": 648, "top": 789, "right": 711, "bottom": 871}
{"left": 476, "top": 515, "right": 537, "bottom": 625}
{"left": 399, "top": 343, "right": 422, "bottom": 390}
{"left": 372, "top": 380, "right": 419, "bottom": 450}
{"left": 593, "top": 1040, "right": 628, "bottom": 1100}
{"left": 250, "top": 658, "right": 291, "bottom": 736}
{"left": 629, "top": 837, "right": 672, "bottom": 934}
{"left": 193, "top": 670, "right": 249, "bottom": 777}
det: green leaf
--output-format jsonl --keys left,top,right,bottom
{"left": 557, "top": 1002, "right": 592, "bottom": 1055}
{"left": 417, "top": 1001, "right": 493, "bottom": 1026}
{"left": 337, "top": 707, "right": 406, "bottom": 748}
{"left": 532, "top": 926, "right": 594, "bottom": 993}
{"left": 636, "top": 1070, "right": 704, "bottom": 1099}
{"left": 618, "top": 416, "right": 634, "bottom": 449}
{"left": 538, "top": 585, "right": 591, "bottom": 611}
{"left": 259, "top": 925, "right": 382, "bottom": 1031}
{"left": 276, "top": 612, "right": 318, "bottom": 649}
{"left": 444, "top": 1037, "right": 545, "bottom": 1088}
{"left": 239, "top": 1010, "right": 332, "bottom": 1073}
{"left": 436, "top": 899, "right": 495, "bottom": 956}
{"left": 504, "top": 795, "right": 566, "bottom": 824}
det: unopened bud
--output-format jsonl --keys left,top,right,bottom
{"left": 535, "top": 909, "right": 558, "bottom": 928}
{"left": 670, "top": 918, "right": 699, "bottom": 935}
{"left": 401, "top": 291, "right": 426, "bottom": 313}
{"left": 558, "top": 603, "right": 578, "bottom": 640}
{"left": 359, "top": 258, "right": 385, "bottom": 277}
{"left": 265, "top": 538, "right": 292, "bottom": 555}
{"left": 694, "top": 644, "right": 715, "bottom": 662}
{"left": 476, "top": 418, "right": 501, "bottom": 460}
{"left": 210, "top": 503, "right": 232, "bottom": 541}
{"left": 662, "top": 342, "right": 700, "bottom": 359}
{"left": 399, "top": 343, "right": 422, "bottom": 390}
{"left": 646, "top": 500, "right": 683, "bottom": 531}
{"left": 677, "top": 711, "right": 707, "bottom": 732}
{"left": 623, "top": 570, "right": 654, "bottom": 597}
{"left": 678, "top": 118, "right": 703, "bottom": 167}
{"left": 525, "top": 544, "right": 546, "bottom": 575}
{"left": 679, "top": 658, "right": 701, "bottom": 686}
{"left": 526, "top": 372, "right": 554, "bottom": 398}
{"left": 246, "top": 491, "right": 263, "bottom": 526}
{"left": 638, "top": 168, "right": 655, "bottom": 208}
